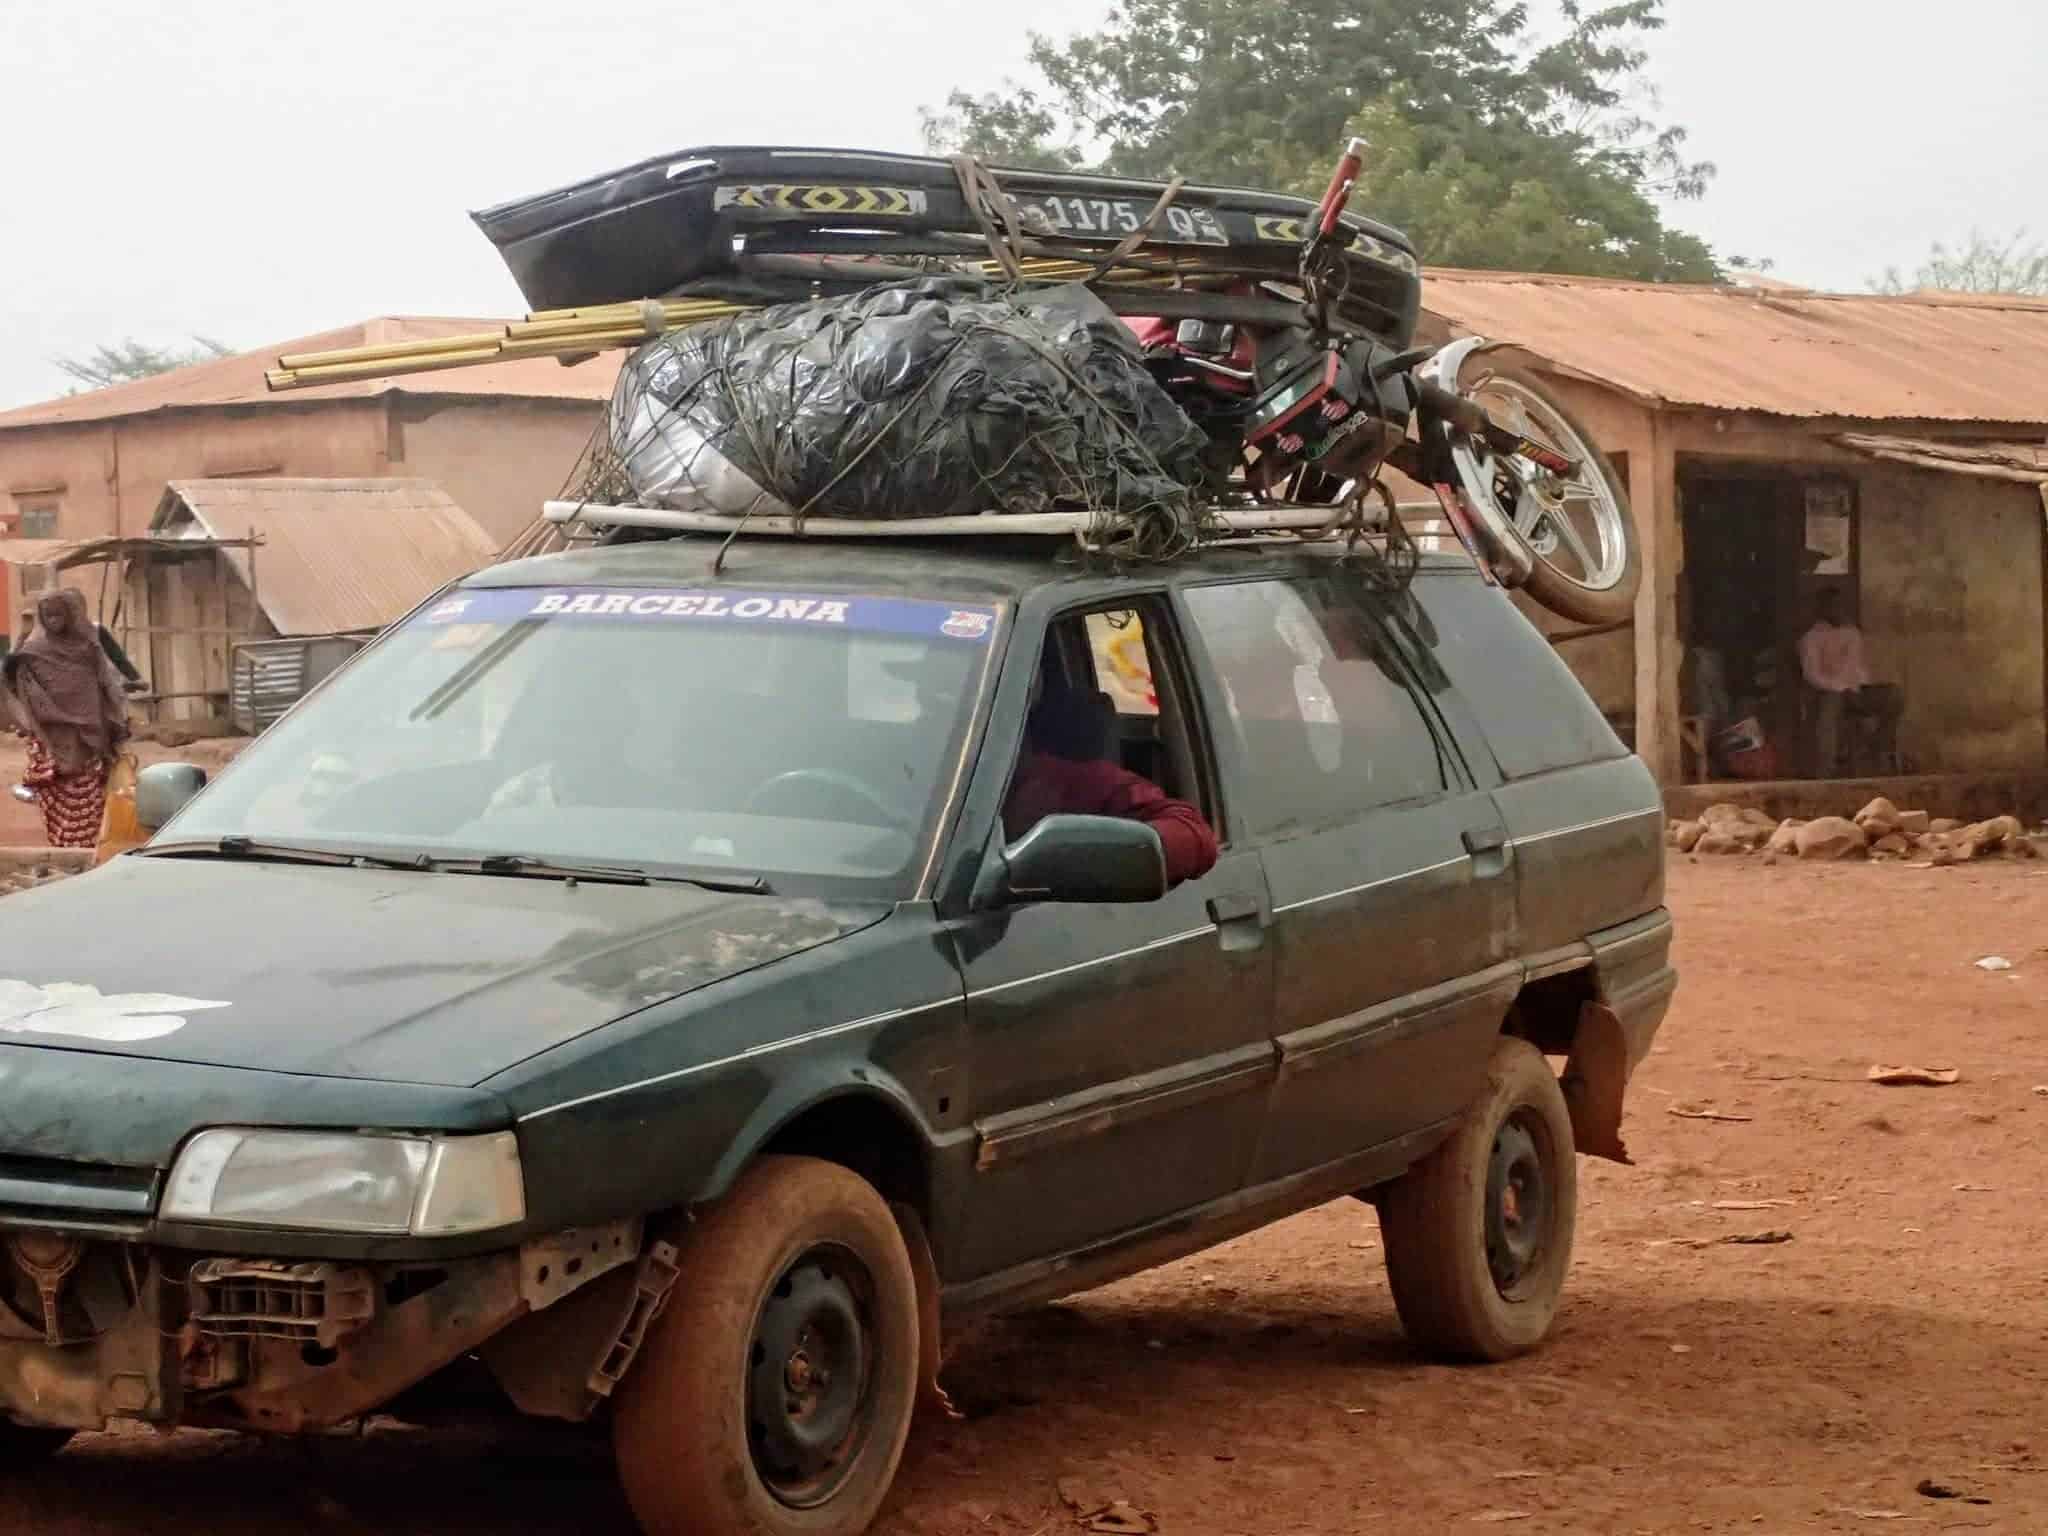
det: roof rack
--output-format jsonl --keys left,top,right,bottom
{"left": 540, "top": 500, "right": 1374, "bottom": 541}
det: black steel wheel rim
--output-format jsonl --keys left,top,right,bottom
{"left": 1485, "top": 1111, "right": 1551, "bottom": 1297}
{"left": 746, "top": 1244, "right": 878, "bottom": 1508}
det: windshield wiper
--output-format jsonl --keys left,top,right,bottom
{"left": 137, "top": 840, "right": 768, "bottom": 893}
{"left": 432, "top": 854, "right": 650, "bottom": 887}
{"left": 429, "top": 855, "right": 769, "bottom": 894}
{"left": 425, "top": 860, "right": 770, "bottom": 897}
{"left": 138, "top": 837, "right": 435, "bottom": 871}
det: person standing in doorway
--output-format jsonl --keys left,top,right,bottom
{"left": 2, "top": 590, "right": 131, "bottom": 847}
{"left": 1798, "top": 588, "right": 1902, "bottom": 775}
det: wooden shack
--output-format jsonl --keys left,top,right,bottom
{"left": 3, "top": 478, "right": 496, "bottom": 733}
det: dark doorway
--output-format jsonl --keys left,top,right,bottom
{"left": 1679, "top": 463, "right": 1858, "bottom": 780}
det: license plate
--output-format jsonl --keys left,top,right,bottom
{"left": 1015, "top": 194, "right": 1228, "bottom": 246}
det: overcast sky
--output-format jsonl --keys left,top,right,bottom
{"left": 3, "top": 0, "right": 2042, "bottom": 408}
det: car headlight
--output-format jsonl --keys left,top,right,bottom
{"left": 161, "top": 1129, "right": 526, "bottom": 1236}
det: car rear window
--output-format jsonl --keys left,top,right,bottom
{"left": 1405, "top": 575, "right": 1626, "bottom": 781}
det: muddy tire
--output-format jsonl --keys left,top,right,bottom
{"left": 1378, "top": 1037, "right": 1577, "bottom": 1362}
{"left": 613, "top": 1155, "right": 920, "bottom": 1536}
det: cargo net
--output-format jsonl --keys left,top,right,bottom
{"left": 583, "top": 276, "right": 1215, "bottom": 560}
{"left": 507, "top": 272, "right": 1423, "bottom": 593}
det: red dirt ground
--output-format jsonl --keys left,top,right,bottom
{"left": 0, "top": 737, "right": 245, "bottom": 846}
{"left": 3, "top": 858, "right": 2046, "bottom": 1535}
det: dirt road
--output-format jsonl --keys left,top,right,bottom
{"left": 5, "top": 858, "right": 2046, "bottom": 1534}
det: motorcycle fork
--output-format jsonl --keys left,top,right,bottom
{"left": 1385, "top": 435, "right": 1510, "bottom": 587}
{"left": 1430, "top": 483, "right": 1502, "bottom": 587}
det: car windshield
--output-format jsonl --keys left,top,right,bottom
{"left": 162, "top": 584, "right": 1003, "bottom": 899}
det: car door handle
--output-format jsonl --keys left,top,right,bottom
{"left": 1207, "top": 892, "right": 1263, "bottom": 925}
{"left": 1207, "top": 891, "right": 1267, "bottom": 952}
{"left": 1462, "top": 826, "right": 1507, "bottom": 855}
{"left": 1462, "top": 824, "right": 1510, "bottom": 879}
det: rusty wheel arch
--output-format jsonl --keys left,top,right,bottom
{"left": 756, "top": 1092, "right": 937, "bottom": 1228}
{"left": 1503, "top": 971, "right": 1633, "bottom": 1166}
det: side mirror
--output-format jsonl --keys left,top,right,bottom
{"left": 136, "top": 762, "right": 208, "bottom": 833}
{"left": 990, "top": 814, "right": 1168, "bottom": 906}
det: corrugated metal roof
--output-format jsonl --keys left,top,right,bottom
{"left": 0, "top": 318, "right": 622, "bottom": 432}
{"left": 17, "top": 275, "right": 2046, "bottom": 436}
{"left": 152, "top": 477, "right": 498, "bottom": 636}
{"left": 1421, "top": 270, "right": 2048, "bottom": 426}
{"left": 1838, "top": 434, "right": 2048, "bottom": 484}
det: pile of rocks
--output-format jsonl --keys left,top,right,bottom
{"left": 1669, "top": 798, "right": 2040, "bottom": 864}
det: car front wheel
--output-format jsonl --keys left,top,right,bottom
{"left": 613, "top": 1155, "right": 921, "bottom": 1536}
{"left": 1377, "top": 1036, "right": 1578, "bottom": 1362}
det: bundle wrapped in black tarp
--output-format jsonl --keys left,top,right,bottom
{"left": 609, "top": 277, "right": 1208, "bottom": 527}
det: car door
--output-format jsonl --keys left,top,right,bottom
{"left": 1177, "top": 571, "right": 1519, "bottom": 1186}
{"left": 947, "top": 597, "right": 1277, "bottom": 1283}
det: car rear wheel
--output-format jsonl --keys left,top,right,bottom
{"left": 613, "top": 1155, "right": 920, "bottom": 1536}
{"left": 1377, "top": 1036, "right": 1577, "bottom": 1362}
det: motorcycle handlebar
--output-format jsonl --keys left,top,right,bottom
{"left": 1312, "top": 136, "right": 1370, "bottom": 239}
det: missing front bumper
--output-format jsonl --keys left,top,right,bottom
{"left": 0, "top": 1220, "right": 646, "bottom": 1434}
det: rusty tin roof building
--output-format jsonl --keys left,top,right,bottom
{"left": 1412, "top": 271, "right": 2048, "bottom": 807}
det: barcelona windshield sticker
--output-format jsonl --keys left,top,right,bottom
{"left": 417, "top": 588, "right": 999, "bottom": 644}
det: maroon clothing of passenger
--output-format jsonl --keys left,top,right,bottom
{"left": 1003, "top": 750, "right": 1219, "bottom": 885}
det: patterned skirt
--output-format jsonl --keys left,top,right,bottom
{"left": 21, "top": 739, "right": 108, "bottom": 849}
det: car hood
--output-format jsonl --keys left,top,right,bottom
{"left": 0, "top": 857, "right": 886, "bottom": 1086}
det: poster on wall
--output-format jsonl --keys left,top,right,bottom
{"left": 1804, "top": 484, "right": 1852, "bottom": 576}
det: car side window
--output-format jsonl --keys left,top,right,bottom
{"left": 1084, "top": 611, "right": 1159, "bottom": 717}
{"left": 999, "top": 598, "right": 1221, "bottom": 848}
{"left": 1183, "top": 577, "right": 1450, "bottom": 837}
{"left": 1405, "top": 576, "right": 1627, "bottom": 780}
{"left": 1078, "top": 608, "right": 1203, "bottom": 821}
{"left": 1016, "top": 604, "right": 1208, "bottom": 801}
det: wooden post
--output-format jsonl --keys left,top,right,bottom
{"left": 1632, "top": 413, "right": 1682, "bottom": 786}
{"left": 2040, "top": 483, "right": 2048, "bottom": 773}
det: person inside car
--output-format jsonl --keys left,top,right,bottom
{"left": 1003, "top": 662, "right": 1218, "bottom": 886}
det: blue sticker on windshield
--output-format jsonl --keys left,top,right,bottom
{"left": 418, "top": 588, "right": 999, "bottom": 643}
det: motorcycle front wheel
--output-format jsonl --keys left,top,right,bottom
{"left": 1448, "top": 361, "right": 1641, "bottom": 627}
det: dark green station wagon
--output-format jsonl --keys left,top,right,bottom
{"left": 0, "top": 531, "right": 1673, "bottom": 1535}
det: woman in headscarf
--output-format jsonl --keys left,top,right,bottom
{"left": 2, "top": 590, "right": 130, "bottom": 847}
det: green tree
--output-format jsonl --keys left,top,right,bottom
{"left": 1874, "top": 230, "right": 2048, "bottom": 297}
{"left": 923, "top": 0, "right": 1721, "bottom": 281}
{"left": 55, "top": 336, "right": 233, "bottom": 392}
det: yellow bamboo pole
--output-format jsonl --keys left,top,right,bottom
{"left": 502, "top": 304, "right": 737, "bottom": 343}
{"left": 277, "top": 331, "right": 507, "bottom": 370}
{"left": 493, "top": 329, "right": 653, "bottom": 358}
{"left": 502, "top": 315, "right": 654, "bottom": 343}
{"left": 265, "top": 264, "right": 1198, "bottom": 392}
{"left": 524, "top": 302, "right": 651, "bottom": 324}
{"left": 266, "top": 346, "right": 508, "bottom": 388}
